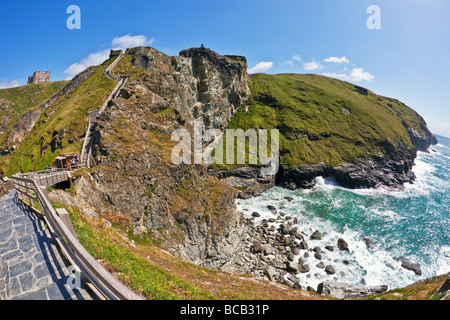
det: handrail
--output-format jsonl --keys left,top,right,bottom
{"left": 6, "top": 51, "right": 142, "bottom": 300}
{"left": 80, "top": 51, "right": 128, "bottom": 168}
{"left": 11, "top": 174, "right": 143, "bottom": 300}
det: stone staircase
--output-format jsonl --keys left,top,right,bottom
{"left": 80, "top": 51, "right": 128, "bottom": 168}
{"left": 0, "top": 190, "right": 93, "bottom": 300}
{"left": 0, "top": 51, "right": 134, "bottom": 300}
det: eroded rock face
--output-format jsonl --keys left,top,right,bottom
{"left": 72, "top": 46, "right": 250, "bottom": 269}
{"left": 126, "top": 46, "right": 250, "bottom": 132}
{"left": 408, "top": 128, "right": 438, "bottom": 152}
{"left": 317, "top": 281, "right": 388, "bottom": 299}
{"left": 209, "top": 166, "right": 276, "bottom": 199}
{"left": 279, "top": 145, "right": 419, "bottom": 190}
{"left": 6, "top": 109, "right": 42, "bottom": 151}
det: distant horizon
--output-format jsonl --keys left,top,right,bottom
{"left": 1, "top": 0, "right": 449, "bottom": 137}
{"left": 435, "top": 133, "right": 450, "bottom": 141}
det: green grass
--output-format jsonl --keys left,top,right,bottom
{"left": 110, "top": 52, "right": 146, "bottom": 80}
{"left": 0, "top": 80, "right": 67, "bottom": 115}
{"left": 52, "top": 202, "right": 214, "bottom": 300}
{"left": 213, "top": 73, "right": 422, "bottom": 170}
{"left": 49, "top": 200, "right": 325, "bottom": 300}
{"left": 1, "top": 58, "right": 118, "bottom": 176}
{"left": 0, "top": 81, "right": 67, "bottom": 145}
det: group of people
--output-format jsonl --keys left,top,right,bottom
{"left": 62, "top": 154, "right": 80, "bottom": 169}
{"left": 70, "top": 154, "right": 80, "bottom": 166}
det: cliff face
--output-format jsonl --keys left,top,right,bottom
{"left": 0, "top": 81, "right": 67, "bottom": 156}
{"left": 214, "top": 73, "right": 437, "bottom": 192}
{"left": 72, "top": 46, "right": 250, "bottom": 269}
{"left": 121, "top": 46, "right": 250, "bottom": 131}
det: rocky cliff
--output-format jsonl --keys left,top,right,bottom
{"left": 0, "top": 44, "right": 444, "bottom": 299}
{"left": 214, "top": 73, "right": 437, "bottom": 194}
{"left": 71, "top": 46, "right": 251, "bottom": 269}
{"left": 0, "top": 81, "right": 67, "bottom": 156}
{"left": 71, "top": 47, "right": 438, "bottom": 271}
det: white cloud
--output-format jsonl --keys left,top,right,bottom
{"left": 424, "top": 116, "right": 450, "bottom": 138}
{"left": 282, "top": 55, "right": 301, "bottom": 67}
{"left": 0, "top": 79, "right": 21, "bottom": 89}
{"left": 112, "top": 34, "right": 154, "bottom": 50}
{"left": 248, "top": 61, "right": 273, "bottom": 74}
{"left": 324, "top": 56, "right": 350, "bottom": 64}
{"left": 303, "top": 60, "right": 323, "bottom": 71}
{"left": 323, "top": 67, "right": 374, "bottom": 82}
{"left": 63, "top": 34, "right": 154, "bottom": 79}
{"left": 322, "top": 72, "right": 348, "bottom": 79}
{"left": 64, "top": 49, "right": 110, "bottom": 80}
{"left": 348, "top": 67, "right": 374, "bottom": 82}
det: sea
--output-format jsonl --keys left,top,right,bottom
{"left": 236, "top": 135, "right": 450, "bottom": 290}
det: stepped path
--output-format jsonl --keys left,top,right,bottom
{"left": 0, "top": 52, "right": 140, "bottom": 300}
{"left": 80, "top": 51, "right": 128, "bottom": 168}
{"left": 0, "top": 190, "right": 92, "bottom": 300}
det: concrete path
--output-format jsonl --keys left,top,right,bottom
{"left": 0, "top": 190, "right": 92, "bottom": 300}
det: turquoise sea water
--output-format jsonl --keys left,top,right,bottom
{"left": 236, "top": 135, "right": 450, "bottom": 290}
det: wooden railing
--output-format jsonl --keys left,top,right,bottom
{"left": 11, "top": 173, "right": 143, "bottom": 300}
{"left": 80, "top": 51, "right": 128, "bottom": 168}
{"left": 7, "top": 51, "right": 141, "bottom": 300}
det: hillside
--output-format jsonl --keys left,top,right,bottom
{"left": 0, "top": 81, "right": 67, "bottom": 153}
{"left": 0, "top": 46, "right": 443, "bottom": 300}
{"left": 212, "top": 73, "right": 437, "bottom": 194}
{"left": 0, "top": 56, "right": 118, "bottom": 176}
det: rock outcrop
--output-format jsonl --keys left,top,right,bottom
{"left": 408, "top": 128, "right": 438, "bottom": 152}
{"left": 399, "top": 258, "right": 422, "bottom": 276}
{"left": 6, "top": 109, "right": 42, "bottom": 151}
{"left": 72, "top": 46, "right": 251, "bottom": 269}
{"left": 125, "top": 46, "right": 250, "bottom": 132}
{"left": 209, "top": 165, "right": 275, "bottom": 199}
{"left": 317, "top": 281, "right": 388, "bottom": 299}
{"left": 279, "top": 143, "right": 421, "bottom": 190}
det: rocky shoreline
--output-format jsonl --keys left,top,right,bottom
{"left": 220, "top": 201, "right": 425, "bottom": 299}
{"left": 211, "top": 120, "right": 438, "bottom": 199}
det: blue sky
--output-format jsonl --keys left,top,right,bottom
{"left": 1, "top": 0, "right": 449, "bottom": 136}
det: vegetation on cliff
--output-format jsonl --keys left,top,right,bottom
{"left": 0, "top": 57, "right": 118, "bottom": 176}
{"left": 0, "top": 81, "right": 66, "bottom": 149}
{"left": 218, "top": 73, "right": 433, "bottom": 170}
{"left": 0, "top": 46, "right": 443, "bottom": 300}
{"left": 54, "top": 200, "right": 323, "bottom": 300}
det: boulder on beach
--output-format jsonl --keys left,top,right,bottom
{"left": 317, "top": 281, "right": 388, "bottom": 299}
{"left": 337, "top": 238, "right": 349, "bottom": 251}
{"left": 310, "top": 230, "right": 324, "bottom": 240}
{"left": 325, "top": 265, "right": 335, "bottom": 275}
{"left": 400, "top": 258, "right": 422, "bottom": 276}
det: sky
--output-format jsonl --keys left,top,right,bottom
{"left": 1, "top": 0, "right": 449, "bottom": 137}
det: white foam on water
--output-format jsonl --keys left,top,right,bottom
{"left": 412, "top": 153, "right": 436, "bottom": 177}
{"left": 284, "top": 222, "right": 421, "bottom": 290}
{"left": 237, "top": 191, "right": 418, "bottom": 290}
{"left": 236, "top": 142, "right": 450, "bottom": 291}
{"left": 369, "top": 207, "right": 402, "bottom": 220}
{"left": 405, "top": 153, "right": 444, "bottom": 196}
{"left": 435, "top": 246, "right": 450, "bottom": 276}
{"left": 314, "top": 176, "right": 340, "bottom": 188}
{"left": 436, "top": 143, "right": 450, "bottom": 151}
